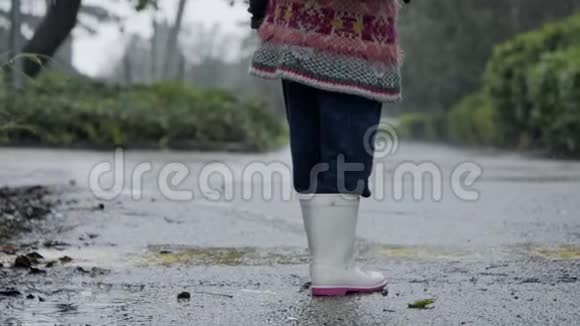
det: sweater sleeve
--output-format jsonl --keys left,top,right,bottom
{"left": 248, "top": 0, "right": 269, "bottom": 29}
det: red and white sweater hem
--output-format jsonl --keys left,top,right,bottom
{"left": 250, "top": 65, "right": 402, "bottom": 103}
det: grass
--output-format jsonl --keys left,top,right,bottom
{"left": 0, "top": 73, "right": 287, "bottom": 152}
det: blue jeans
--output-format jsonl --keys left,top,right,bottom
{"left": 282, "top": 80, "right": 382, "bottom": 198}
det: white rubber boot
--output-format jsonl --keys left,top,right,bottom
{"left": 299, "top": 194, "right": 386, "bottom": 296}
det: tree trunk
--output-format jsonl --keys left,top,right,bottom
{"left": 123, "top": 53, "right": 132, "bottom": 85}
{"left": 9, "top": 0, "right": 24, "bottom": 89}
{"left": 163, "top": 0, "right": 188, "bottom": 79}
{"left": 151, "top": 18, "right": 160, "bottom": 82}
{"left": 510, "top": 0, "right": 521, "bottom": 33}
{"left": 21, "top": 0, "right": 82, "bottom": 78}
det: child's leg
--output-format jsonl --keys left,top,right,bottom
{"left": 298, "top": 88, "right": 385, "bottom": 296}
{"left": 284, "top": 82, "right": 386, "bottom": 296}
{"left": 282, "top": 80, "right": 321, "bottom": 194}
{"left": 316, "top": 89, "right": 383, "bottom": 197}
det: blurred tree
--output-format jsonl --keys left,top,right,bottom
{"left": 104, "top": 20, "right": 285, "bottom": 116}
{"left": 9, "top": 0, "right": 23, "bottom": 89}
{"left": 1, "top": 2, "right": 126, "bottom": 77}
{"left": 20, "top": 0, "right": 82, "bottom": 78}
{"left": 13, "top": 0, "right": 158, "bottom": 79}
{"left": 163, "top": 0, "right": 188, "bottom": 79}
{"left": 7, "top": 0, "right": 245, "bottom": 79}
{"left": 398, "top": 0, "right": 579, "bottom": 113}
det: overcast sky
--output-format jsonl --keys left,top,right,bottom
{"left": 74, "top": 0, "right": 250, "bottom": 76}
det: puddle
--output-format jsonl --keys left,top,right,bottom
{"left": 1, "top": 290, "right": 161, "bottom": 326}
{"left": 31, "top": 246, "right": 133, "bottom": 270}
{"left": 534, "top": 246, "right": 580, "bottom": 260}
{"left": 372, "top": 245, "right": 473, "bottom": 260}
{"left": 142, "top": 245, "right": 478, "bottom": 266}
{"left": 142, "top": 246, "right": 309, "bottom": 266}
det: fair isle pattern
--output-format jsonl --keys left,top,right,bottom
{"left": 250, "top": 0, "right": 402, "bottom": 102}
{"left": 260, "top": 0, "right": 400, "bottom": 62}
{"left": 250, "top": 43, "right": 401, "bottom": 102}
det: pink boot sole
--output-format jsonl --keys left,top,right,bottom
{"left": 311, "top": 282, "right": 387, "bottom": 297}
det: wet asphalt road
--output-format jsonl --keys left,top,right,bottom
{"left": 1, "top": 143, "right": 580, "bottom": 325}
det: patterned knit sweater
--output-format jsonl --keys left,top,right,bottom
{"left": 249, "top": 0, "right": 402, "bottom": 103}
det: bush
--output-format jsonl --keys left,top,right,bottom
{"left": 447, "top": 93, "right": 501, "bottom": 147}
{"left": 0, "top": 74, "right": 287, "bottom": 152}
{"left": 398, "top": 94, "right": 500, "bottom": 148}
{"left": 442, "top": 13, "right": 580, "bottom": 157}
{"left": 397, "top": 112, "right": 446, "bottom": 142}
{"left": 483, "top": 13, "right": 580, "bottom": 148}
{"left": 527, "top": 46, "right": 580, "bottom": 156}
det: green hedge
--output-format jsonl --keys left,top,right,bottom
{"left": 483, "top": 13, "right": 580, "bottom": 151}
{"left": 446, "top": 93, "right": 501, "bottom": 147}
{"left": 527, "top": 46, "right": 580, "bottom": 155}
{"left": 399, "top": 14, "right": 580, "bottom": 157}
{"left": 398, "top": 94, "right": 500, "bottom": 148}
{"left": 0, "top": 74, "right": 287, "bottom": 152}
{"left": 397, "top": 112, "right": 446, "bottom": 142}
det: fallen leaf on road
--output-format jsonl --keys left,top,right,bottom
{"left": 26, "top": 252, "right": 44, "bottom": 260}
{"left": 43, "top": 240, "right": 70, "bottom": 249}
{"left": 0, "top": 289, "right": 22, "bottom": 297}
{"left": 177, "top": 292, "right": 191, "bottom": 300}
{"left": 408, "top": 299, "right": 436, "bottom": 309}
{"left": 76, "top": 267, "right": 90, "bottom": 274}
{"left": 1, "top": 245, "right": 17, "bottom": 255}
{"left": 14, "top": 255, "right": 32, "bottom": 268}
{"left": 29, "top": 267, "right": 47, "bottom": 275}
{"left": 74, "top": 266, "right": 110, "bottom": 277}
{"left": 59, "top": 256, "right": 73, "bottom": 263}
{"left": 299, "top": 282, "right": 312, "bottom": 293}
